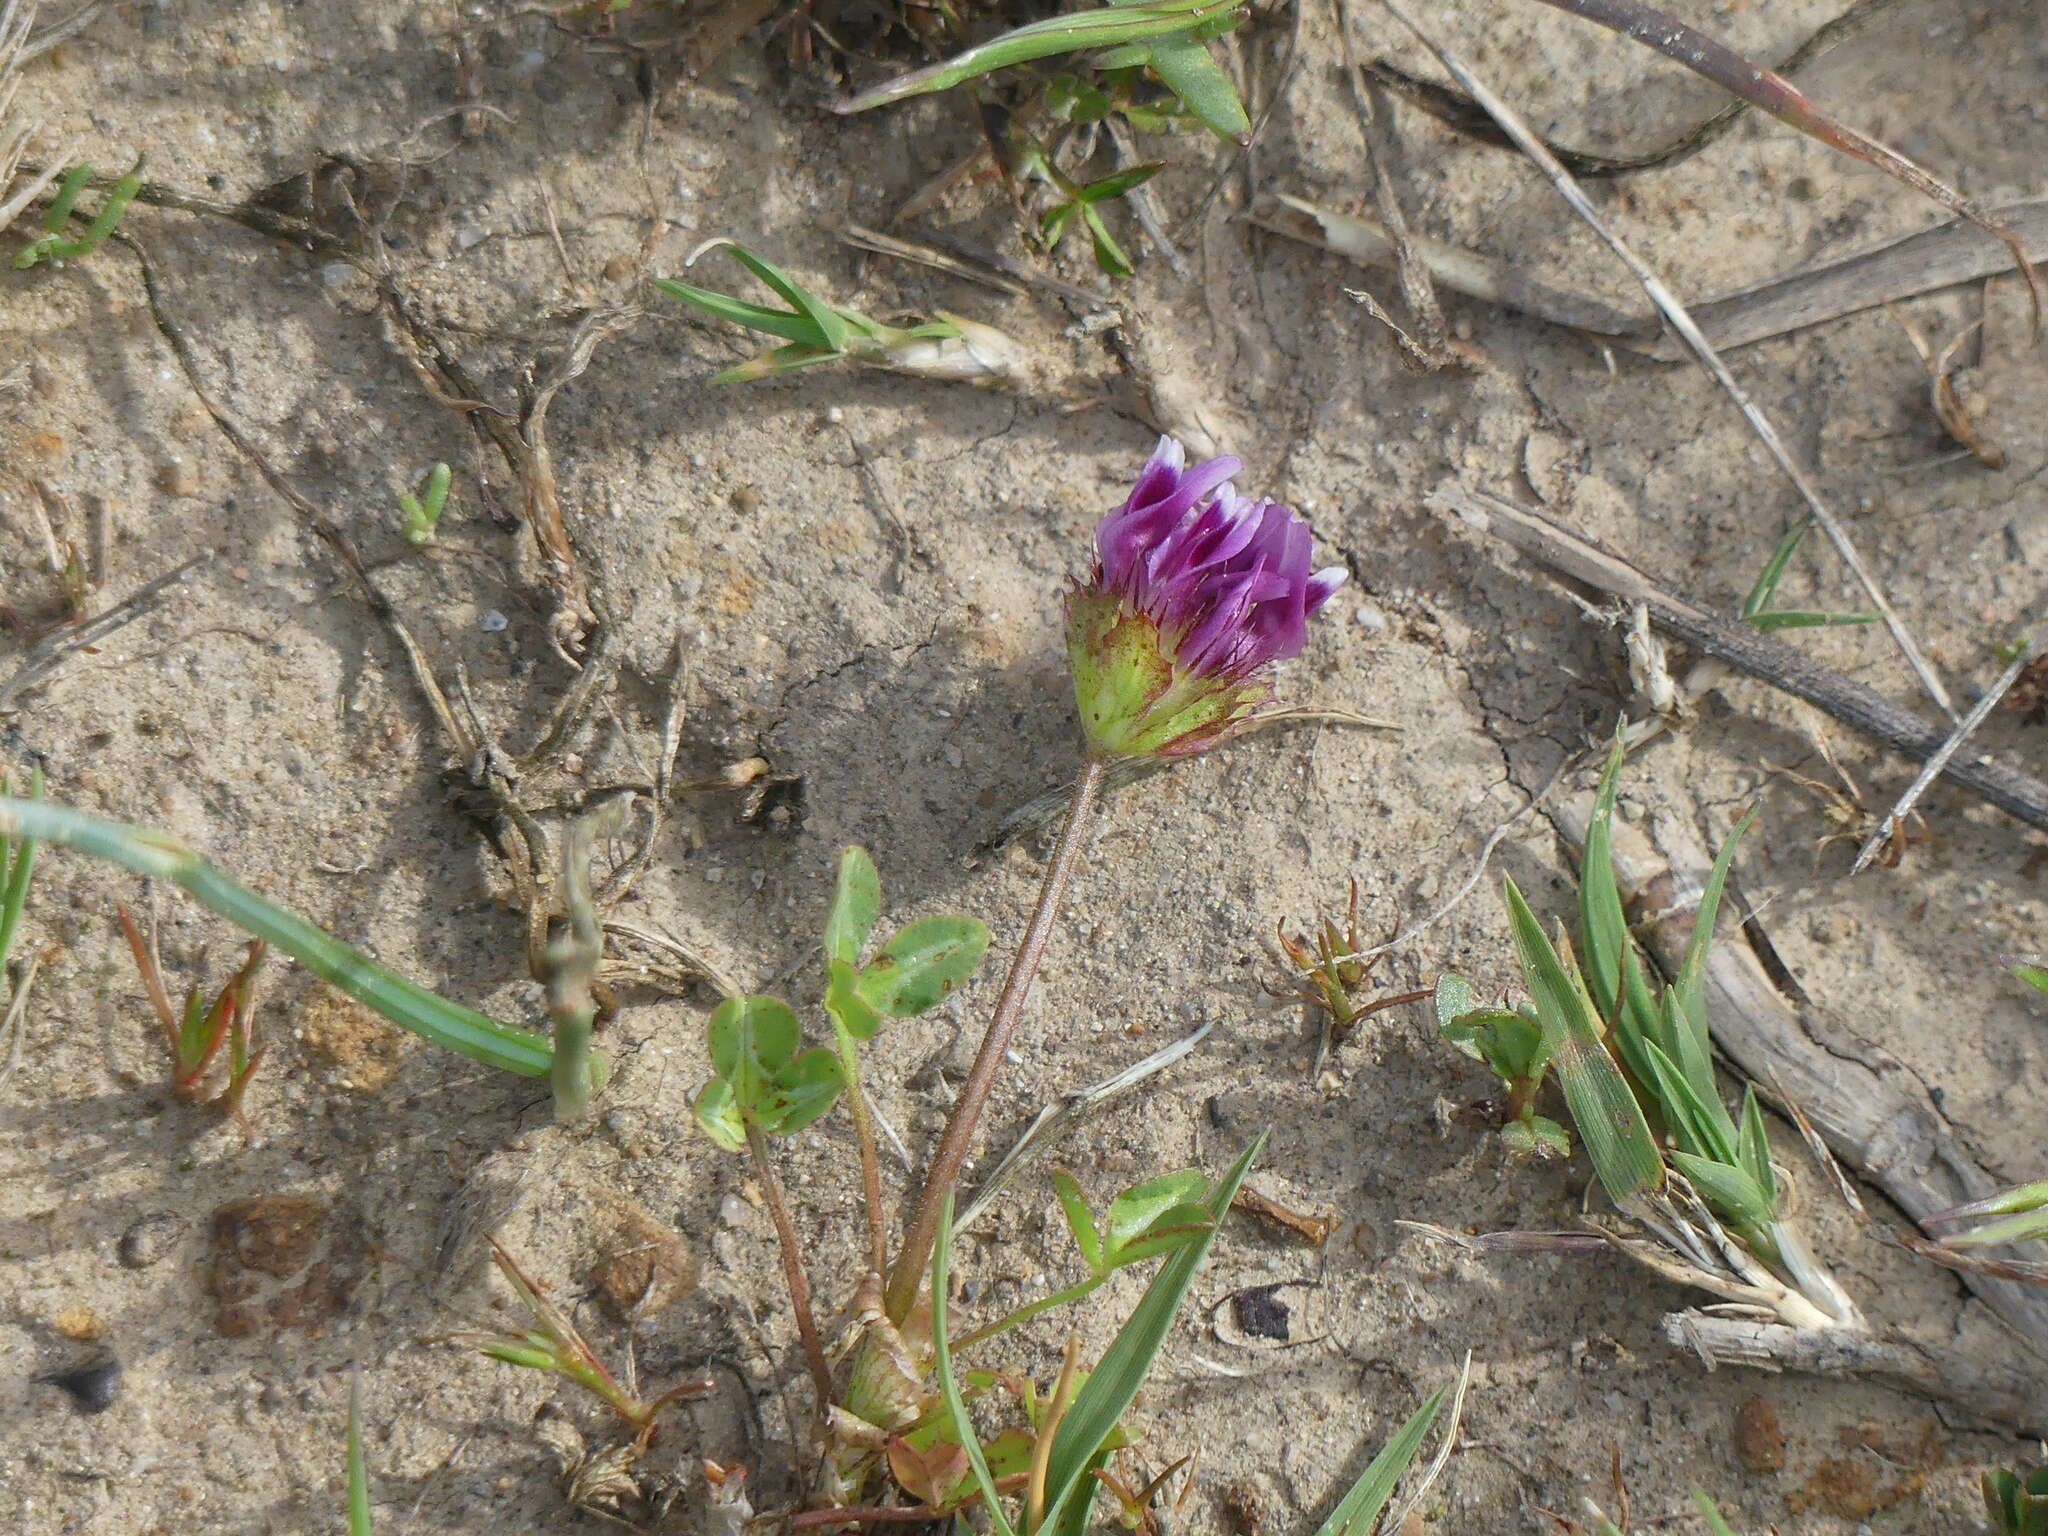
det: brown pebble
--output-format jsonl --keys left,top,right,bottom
{"left": 27, "top": 430, "right": 64, "bottom": 461}
{"left": 155, "top": 459, "right": 198, "bottom": 497}
{"left": 1734, "top": 1396, "right": 1786, "bottom": 1474}
{"left": 52, "top": 1304, "right": 104, "bottom": 1341}
{"left": 118, "top": 1211, "right": 187, "bottom": 1269}
{"left": 592, "top": 1209, "right": 697, "bottom": 1321}
{"left": 602, "top": 252, "right": 635, "bottom": 282}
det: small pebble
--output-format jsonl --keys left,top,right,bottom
{"left": 318, "top": 261, "right": 354, "bottom": 289}
{"left": 39, "top": 1356, "right": 122, "bottom": 1414}
{"left": 602, "top": 252, "right": 635, "bottom": 283}
{"left": 452, "top": 224, "right": 488, "bottom": 252}
{"left": 155, "top": 459, "right": 198, "bottom": 497}
{"left": 52, "top": 1305, "right": 104, "bottom": 1341}
{"left": 1734, "top": 1396, "right": 1786, "bottom": 1474}
{"left": 1353, "top": 602, "right": 1387, "bottom": 632}
{"left": 478, "top": 609, "right": 508, "bottom": 633}
{"left": 119, "top": 1211, "right": 187, "bottom": 1269}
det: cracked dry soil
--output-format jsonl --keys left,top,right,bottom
{"left": 2, "top": 0, "right": 2046, "bottom": 1531}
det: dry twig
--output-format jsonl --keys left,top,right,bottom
{"left": 1380, "top": 0, "right": 1955, "bottom": 719}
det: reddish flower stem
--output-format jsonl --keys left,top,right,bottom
{"left": 747, "top": 1120, "right": 835, "bottom": 1409}
{"left": 882, "top": 756, "right": 1107, "bottom": 1323}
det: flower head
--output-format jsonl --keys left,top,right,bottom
{"left": 1067, "top": 437, "right": 1347, "bottom": 758}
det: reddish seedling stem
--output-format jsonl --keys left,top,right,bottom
{"left": 747, "top": 1120, "right": 836, "bottom": 1410}
{"left": 115, "top": 905, "right": 179, "bottom": 1054}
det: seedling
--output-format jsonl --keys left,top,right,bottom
{"left": 655, "top": 240, "right": 1025, "bottom": 383}
{"left": 13, "top": 162, "right": 139, "bottom": 269}
{"left": 345, "top": 1372, "right": 374, "bottom": 1536}
{"left": 1768, "top": 732, "right": 1923, "bottom": 868}
{"left": 1925, "top": 1179, "right": 2048, "bottom": 1252}
{"left": 1435, "top": 973, "right": 1568, "bottom": 1159}
{"left": 116, "top": 906, "right": 266, "bottom": 1118}
{"left": 1740, "top": 518, "right": 1878, "bottom": 632}
{"left": 1986, "top": 1456, "right": 2048, "bottom": 1536}
{"left": 397, "top": 462, "right": 451, "bottom": 544}
{"left": 1270, "top": 879, "right": 1431, "bottom": 1074}
{"left": 1011, "top": 137, "right": 1161, "bottom": 278}
{"left": 833, "top": 0, "right": 1251, "bottom": 144}
{"left": 1437, "top": 732, "right": 1860, "bottom": 1333}
{"left": 469, "top": 1241, "right": 707, "bottom": 1448}
{"left": 0, "top": 795, "right": 607, "bottom": 1112}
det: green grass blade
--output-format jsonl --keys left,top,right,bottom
{"left": 1504, "top": 881, "right": 1663, "bottom": 1205}
{"left": 1749, "top": 609, "right": 1880, "bottom": 631}
{"left": 932, "top": 1196, "right": 1019, "bottom": 1536}
{"left": 650, "top": 277, "right": 833, "bottom": 347}
{"left": 711, "top": 242, "right": 852, "bottom": 354}
{"left": 1039, "top": 1136, "right": 1263, "bottom": 1536}
{"left": 1308, "top": 1386, "right": 1446, "bottom": 1536}
{"left": 0, "top": 765, "right": 40, "bottom": 967}
{"left": 347, "top": 1371, "right": 374, "bottom": 1536}
{"left": 833, "top": 0, "right": 1241, "bottom": 113}
{"left": 1741, "top": 518, "right": 1812, "bottom": 621}
{"left": 1691, "top": 1489, "right": 1739, "bottom": 1536}
{"left": 0, "top": 797, "right": 570, "bottom": 1082}
{"left": 1735, "top": 1087, "right": 1778, "bottom": 1210}
{"left": 1140, "top": 32, "right": 1250, "bottom": 140}
{"left": 1675, "top": 805, "right": 1756, "bottom": 1042}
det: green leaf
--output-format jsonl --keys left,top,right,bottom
{"left": 1052, "top": 1169, "right": 1105, "bottom": 1274}
{"left": 1078, "top": 163, "right": 1164, "bottom": 204}
{"left": 1736, "top": 1087, "right": 1778, "bottom": 1212}
{"left": 1434, "top": 974, "right": 1474, "bottom": 1030}
{"left": 1504, "top": 881, "right": 1663, "bottom": 1206}
{"left": 1041, "top": 200, "right": 1079, "bottom": 252}
{"left": 825, "top": 958, "right": 884, "bottom": 1042}
{"left": 1501, "top": 1113, "right": 1572, "bottom": 1159}
{"left": 707, "top": 995, "right": 799, "bottom": 1100}
{"left": 1103, "top": 1170, "right": 1209, "bottom": 1252}
{"left": 1080, "top": 203, "right": 1136, "bottom": 277}
{"left": 1749, "top": 609, "right": 1879, "bottom": 631}
{"left": 1038, "top": 1138, "right": 1263, "bottom": 1536}
{"left": 832, "top": 0, "right": 1243, "bottom": 114}
{"left": 692, "top": 1077, "right": 746, "bottom": 1152}
{"left": 1676, "top": 805, "right": 1756, "bottom": 1036}
{"left": 177, "top": 990, "right": 212, "bottom": 1069}
{"left": 1577, "top": 732, "right": 1632, "bottom": 1026}
{"left": 1670, "top": 1151, "right": 1778, "bottom": 1232}
{"left": 824, "top": 846, "right": 880, "bottom": 966}
{"left": 713, "top": 241, "right": 852, "bottom": 354}
{"left": 1046, "top": 73, "right": 1111, "bottom": 122}
{"left": 1140, "top": 31, "right": 1250, "bottom": 141}
{"left": 1308, "top": 1386, "right": 1446, "bottom": 1536}
{"left": 1637, "top": 1035, "right": 1730, "bottom": 1165}
{"left": 766, "top": 1045, "right": 849, "bottom": 1136}
{"left": 932, "top": 1197, "right": 1020, "bottom": 1536}
{"left": 857, "top": 916, "right": 990, "bottom": 1017}
{"left": 1440, "top": 1008, "right": 1543, "bottom": 1084}
{"left": 2016, "top": 964, "right": 2048, "bottom": 1000}
{"left": 650, "top": 276, "right": 836, "bottom": 349}
{"left": 1741, "top": 517, "right": 1812, "bottom": 622}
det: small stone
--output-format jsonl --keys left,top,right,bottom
{"left": 452, "top": 224, "right": 488, "bottom": 252}
{"left": 1734, "top": 1396, "right": 1786, "bottom": 1474}
{"left": 602, "top": 252, "right": 635, "bottom": 283}
{"left": 26, "top": 430, "right": 64, "bottom": 461}
{"left": 155, "top": 459, "right": 198, "bottom": 497}
{"left": 119, "top": 1211, "right": 188, "bottom": 1269}
{"left": 592, "top": 1209, "right": 698, "bottom": 1321}
{"left": 52, "top": 1305, "right": 104, "bottom": 1341}
{"left": 318, "top": 261, "right": 355, "bottom": 289}
{"left": 1352, "top": 602, "right": 1387, "bottom": 632}
{"left": 38, "top": 1356, "right": 121, "bottom": 1414}
{"left": 479, "top": 608, "right": 508, "bottom": 633}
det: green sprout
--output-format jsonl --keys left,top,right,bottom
{"left": 1740, "top": 518, "right": 1878, "bottom": 631}
{"left": 1986, "top": 1457, "right": 2048, "bottom": 1536}
{"left": 470, "top": 1241, "right": 704, "bottom": 1446}
{"left": 0, "top": 795, "right": 605, "bottom": 1110}
{"left": 931, "top": 1137, "right": 1261, "bottom": 1536}
{"left": 1437, "top": 731, "right": 1859, "bottom": 1331}
{"left": 116, "top": 908, "right": 266, "bottom": 1119}
{"left": 1013, "top": 138, "right": 1162, "bottom": 278}
{"left": 1925, "top": 1179, "right": 2048, "bottom": 1251}
{"left": 1434, "top": 973, "right": 1569, "bottom": 1159}
{"left": 655, "top": 240, "right": 1025, "bottom": 384}
{"left": 14, "top": 163, "right": 140, "bottom": 269}
{"left": 397, "top": 463, "right": 451, "bottom": 545}
{"left": 833, "top": 0, "right": 1251, "bottom": 143}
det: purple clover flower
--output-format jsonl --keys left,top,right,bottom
{"left": 1067, "top": 437, "right": 1348, "bottom": 759}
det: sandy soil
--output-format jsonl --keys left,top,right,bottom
{"left": 2, "top": 0, "right": 2045, "bottom": 1531}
